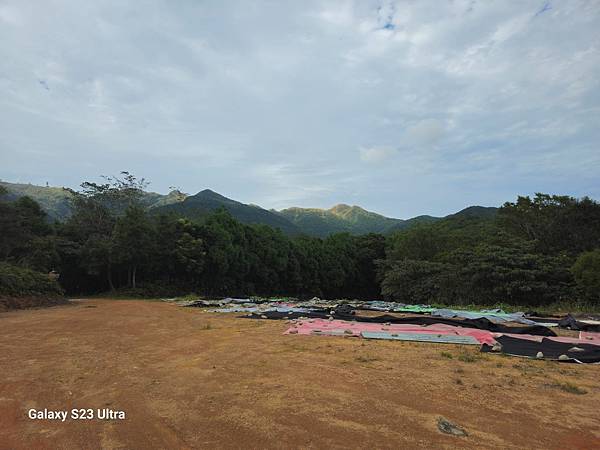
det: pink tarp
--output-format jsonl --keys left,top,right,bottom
{"left": 284, "top": 319, "right": 497, "bottom": 345}
{"left": 580, "top": 331, "right": 600, "bottom": 343}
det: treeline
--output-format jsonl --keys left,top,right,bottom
{"left": 382, "top": 194, "right": 600, "bottom": 306}
{"left": 0, "top": 176, "right": 384, "bottom": 299}
{"left": 1, "top": 175, "right": 599, "bottom": 307}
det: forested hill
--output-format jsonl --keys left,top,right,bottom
{"left": 0, "top": 179, "right": 497, "bottom": 236}
{"left": 154, "top": 189, "right": 302, "bottom": 235}
{"left": 279, "top": 204, "right": 499, "bottom": 237}
{"left": 0, "top": 181, "right": 186, "bottom": 222}
{"left": 0, "top": 181, "right": 74, "bottom": 221}
{"left": 276, "top": 204, "right": 403, "bottom": 237}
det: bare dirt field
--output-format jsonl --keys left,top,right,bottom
{"left": 1, "top": 299, "right": 599, "bottom": 449}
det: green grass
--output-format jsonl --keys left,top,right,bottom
{"left": 440, "top": 351, "right": 453, "bottom": 359}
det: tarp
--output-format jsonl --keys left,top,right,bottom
{"left": 433, "top": 308, "right": 537, "bottom": 325}
{"left": 249, "top": 311, "right": 556, "bottom": 336}
{"left": 495, "top": 332, "right": 600, "bottom": 347}
{"left": 284, "top": 319, "right": 497, "bottom": 344}
{"left": 558, "top": 314, "right": 600, "bottom": 332}
{"left": 580, "top": 331, "right": 600, "bottom": 343}
{"left": 361, "top": 331, "right": 480, "bottom": 345}
{"left": 481, "top": 335, "right": 600, "bottom": 363}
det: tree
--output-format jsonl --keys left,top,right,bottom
{"left": 112, "top": 206, "right": 154, "bottom": 288}
{"left": 499, "top": 193, "right": 600, "bottom": 254}
{"left": 571, "top": 250, "right": 600, "bottom": 302}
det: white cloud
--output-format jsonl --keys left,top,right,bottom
{"left": 359, "top": 146, "right": 396, "bottom": 164}
{"left": 0, "top": 0, "right": 599, "bottom": 217}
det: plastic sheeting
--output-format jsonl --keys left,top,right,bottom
{"left": 361, "top": 331, "right": 480, "bottom": 345}
{"left": 482, "top": 335, "right": 600, "bottom": 363}
{"left": 433, "top": 308, "right": 537, "bottom": 325}
{"left": 284, "top": 319, "right": 497, "bottom": 345}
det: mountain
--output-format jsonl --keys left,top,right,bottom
{"left": 277, "top": 204, "right": 404, "bottom": 237}
{"left": 0, "top": 181, "right": 74, "bottom": 221}
{"left": 446, "top": 205, "right": 499, "bottom": 219}
{"left": 0, "top": 180, "right": 498, "bottom": 236}
{"left": 0, "top": 181, "right": 185, "bottom": 221}
{"left": 154, "top": 189, "right": 302, "bottom": 235}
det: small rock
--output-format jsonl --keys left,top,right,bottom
{"left": 289, "top": 329, "right": 298, "bottom": 334}
{"left": 344, "top": 329, "right": 353, "bottom": 335}
{"left": 328, "top": 316, "right": 334, "bottom": 322}
{"left": 536, "top": 351, "right": 544, "bottom": 359}
{"left": 437, "top": 417, "right": 468, "bottom": 437}
{"left": 558, "top": 354, "right": 570, "bottom": 361}
{"left": 568, "top": 347, "right": 584, "bottom": 352}
{"left": 492, "top": 343, "right": 502, "bottom": 352}
{"left": 260, "top": 315, "right": 268, "bottom": 319}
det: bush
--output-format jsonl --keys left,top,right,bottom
{"left": 0, "top": 262, "right": 63, "bottom": 298}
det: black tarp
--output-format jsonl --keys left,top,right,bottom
{"left": 244, "top": 310, "right": 557, "bottom": 336}
{"left": 558, "top": 314, "right": 600, "bottom": 332}
{"left": 481, "top": 335, "right": 600, "bottom": 363}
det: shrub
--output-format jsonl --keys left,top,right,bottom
{"left": 0, "top": 262, "right": 63, "bottom": 298}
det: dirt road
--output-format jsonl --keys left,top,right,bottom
{"left": 1, "top": 299, "right": 599, "bottom": 449}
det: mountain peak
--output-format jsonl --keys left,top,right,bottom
{"left": 192, "top": 189, "right": 232, "bottom": 202}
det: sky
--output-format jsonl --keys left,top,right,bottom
{"left": 1, "top": 0, "right": 599, "bottom": 218}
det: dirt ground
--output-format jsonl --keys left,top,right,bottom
{"left": 1, "top": 299, "right": 599, "bottom": 449}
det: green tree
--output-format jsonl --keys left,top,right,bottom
{"left": 499, "top": 193, "right": 600, "bottom": 254}
{"left": 112, "top": 206, "right": 154, "bottom": 289}
{"left": 571, "top": 250, "right": 600, "bottom": 302}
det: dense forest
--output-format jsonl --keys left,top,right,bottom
{"left": 1, "top": 174, "right": 599, "bottom": 307}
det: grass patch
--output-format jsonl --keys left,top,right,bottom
{"left": 457, "top": 352, "right": 479, "bottom": 363}
{"left": 550, "top": 381, "right": 587, "bottom": 395}
{"left": 200, "top": 322, "right": 213, "bottom": 330}
{"left": 440, "top": 351, "right": 453, "bottom": 359}
{"left": 355, "top": 355, "right": 379, "bottom": 363}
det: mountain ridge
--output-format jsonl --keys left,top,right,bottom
{"left": 0, "top": 180, "right": 498, "bottom": 236}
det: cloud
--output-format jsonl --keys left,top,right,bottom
{"left": 0, "top": 0, "right": 599, "bottom": 218}
{"left": 406, "top": 119, "right": 446, "bottom": 146}
{"left": 359, "top": 146, "right": 396, "bottom": 164}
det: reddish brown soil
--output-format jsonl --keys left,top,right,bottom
{"left": 0, "top": 296, "right": 67, "bottom": 312}
{"left": 1, "top": 299, "right": 599, "bottom": 449}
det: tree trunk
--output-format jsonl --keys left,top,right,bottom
{"left": 132, "top": 265, "right": 137, "bottom": 289}
{"left": 107, "top": 264, "right": 115, "bottom": 292}
{"left": 127, "top": 266, "right": 132, "bottom": 287}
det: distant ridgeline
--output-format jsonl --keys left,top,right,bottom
{"left": 0, "top": 181, "right": 186, "bottom": 222}
{"left": 0, "top": 181, "right": 497, "bottom": 237}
